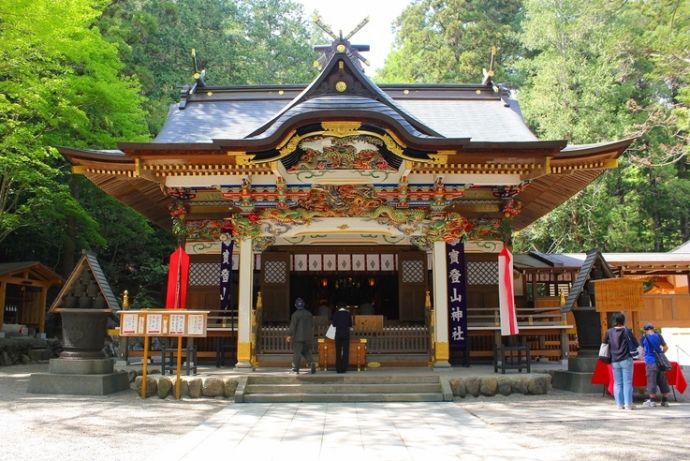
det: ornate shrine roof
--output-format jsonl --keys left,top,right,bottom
{"left": 58, "top": 33, "right": 635, "bottom": 241}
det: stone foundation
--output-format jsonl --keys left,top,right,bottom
{"left": 448, "top": 373, "right": 551, "bottom": 398}
{"left": 28, "top": 358, "right": 129, "bottom": 396}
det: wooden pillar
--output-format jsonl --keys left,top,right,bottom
{"left": 560, "top": 328, "right": 569, "bottom": 360}
{"left": 0, "top": 281, "right": 5, "bottom": 332}
{"left": 431, "top": 240, "right": 450, "bottom": 368}
{"left": 236, "top": 238, "right": 254, "bottom": 369}
{"left": 38, "top": 286, "right": 48, "bottom": 334}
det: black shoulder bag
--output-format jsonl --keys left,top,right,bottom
{"left": 645, "top": 335, "right": 672, "bottom": 371}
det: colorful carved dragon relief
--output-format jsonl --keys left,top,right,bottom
{"left": 425, "top": 213, "right": 473, "bottom": 243}
{"left": 502, "top": 198, "right": 522, "bottom": 218}
{"left": 409, "top": 215, "right": 512, "bottom": 250}
{"left": 297, "top": 185, "right": 384, "bottom": 215}
{"left": 288, "top": 135, "right": 396, "bottom": 172}
{"left": 168, "top": 199, "right": 189, "bottom": 242}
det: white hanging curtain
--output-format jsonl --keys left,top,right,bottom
{"left": 498, "top": 244, "right": 519, "bottom": 336}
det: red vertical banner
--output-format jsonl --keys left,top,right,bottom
{"left": 166, "top": 246, "right": 190, "bottom": 309}
{"left": 498, "top": 245, "right": 519, "bottom": 336}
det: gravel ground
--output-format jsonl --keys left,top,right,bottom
{"left": 2, "top": 363, "right": 689, "bottom": 461}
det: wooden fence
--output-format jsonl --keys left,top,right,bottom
{"left": 641, "top": 294, "right": 690, "bottom": 328}
{"left": 256, "top": 323, "right": 429, "bottom": 354}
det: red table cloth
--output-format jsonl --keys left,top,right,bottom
{"left": 591, "top": 359, "right": 687, "bottom": 396}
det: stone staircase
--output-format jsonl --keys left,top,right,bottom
{"left": 236, "top": 373, "right": 452, "bottom": 403}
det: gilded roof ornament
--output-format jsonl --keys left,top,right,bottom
{"left": 312, "top": 15, "right": 371, "bottom": 71}
{"left": 482, "top": 45, "right": 497, "bottom": 86}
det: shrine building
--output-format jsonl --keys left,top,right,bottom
{"left": 59, "top": 33, "right": 634, "bottom": 368}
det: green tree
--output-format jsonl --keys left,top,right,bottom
{"left": 0, "top": 0, "right": 151, "bottom": 279}
{"left": 513, "top": 0, "right": 690, "bottom": 253}
{"left": 376, "top": 0, "right": 524, "bottom": 84}
{"left": 99, "top": 0, "right": 319, "bottom": 133}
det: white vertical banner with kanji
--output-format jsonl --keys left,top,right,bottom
{"left": 498, "top": 244, "right": 519, "bottom": 336}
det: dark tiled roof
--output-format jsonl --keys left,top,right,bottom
{"left": 397, "top": 99, "right": 537, "bottom": 142}
{"left": 0, "top": 262, "right": 62, "bottom": 283}
{"left": 0, "top": 261, "right": 40, "bottom": 276}
{"left": 85, "top": 254, "right": 120, "bottom": 311}
{"left": 248, "top": 96, "right": 435, "bottom": 140}
{"left": 153, "top": 93, "right": 537, "bottom": 143}
{"left": 154, "top": 100, "right": 286, "bottom": 143}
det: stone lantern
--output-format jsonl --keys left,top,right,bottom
{"left": 28, "top": 252, "right": 129, "bottom": 395}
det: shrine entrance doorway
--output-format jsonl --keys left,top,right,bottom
{"left": 256, "top": 246, "right": 430, "bottom": 361}
{"left": 260, "top": 246, "right": 426, "bottom": 324}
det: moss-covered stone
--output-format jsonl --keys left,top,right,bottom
{"left": 134, "top": 376, "right": 157, "bottom": 398}
{"left": 202, "top": 377, "right": 224, "bottom": 397}
{"left": 188, "top": 377, "right": 202, "bottom": 398}
{"left": 157, "top": 376, "right": 173, "bottom": 398}
{"left": 512, "top": 376, "right": 529, "bottom": 395}
{"left": 527, "top": 374, "right": 550, "bottom": 395}
{"left": 464, "top": 377, "right": 481, "bottom": 397}
{"left": 223, "top": 377, "right": 239, "bottom": 398}
{"left": 480, "top": 377, "right": 498, "bottom": 396}
{"left": 496, "top": 376, "right": 512, "bottom": 396}
{"left": 449, "top": 378, "right": 466, "bottom": 398}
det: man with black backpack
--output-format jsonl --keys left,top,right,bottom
{"left": 640, "top": 323, "right": 671, "bottom": 407}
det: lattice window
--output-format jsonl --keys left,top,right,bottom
{"left": 189, "top": 263, "right": 219, "bottom": 286}
{"left": 401, "top": 260, "right": 424, "bottom": 283}
{"left": 467, "top": 261, "right": 498, "bottom": 285}
{"left": 264, "top": 260, "right": 287, "bottom": 284}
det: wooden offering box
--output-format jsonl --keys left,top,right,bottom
{"left": 318, "top": 338, "right": 367, "bottom": 371}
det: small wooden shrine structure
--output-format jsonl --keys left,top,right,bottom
{"left": 0, "top": 262, "right": 62, "bottom": 335}
{"left": 59, "top": 29, "right": 634, "bottom": 367}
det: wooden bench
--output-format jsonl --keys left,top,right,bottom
{"left": 494, "top": 338, "right": 531, "bottom": 374}
{"left": 161, "top": 339, "right": 198, "bottom": 376}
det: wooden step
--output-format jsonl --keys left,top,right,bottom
{"left": 245, "top": 382, "right": 442, "bottom": 394}
{"left": 242, "top": 392, "right": 445, "bottom": 403}
{"left": 247, "top": 374, "right": 441, "bottom": 385}
{"left": 236, "top": 374, "right": 448, "bottom": 403}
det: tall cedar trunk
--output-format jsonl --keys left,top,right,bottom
{"left": 678, "top": 162, "right": 690, "bottom": 242}
{"left": 62, "top": 175, "right": 78, "bottom": 277}
{"left": 649, "top": 173, "right": 662, "bottom": 251}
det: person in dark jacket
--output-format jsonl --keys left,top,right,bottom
{"left": 603, "top": 312, "right": 640, "bottom": 410}
{"left": 286, "top": 298, "right": 316, "bottom": 374}
{"left": 331, "top": 305, "right": 352, "bottom": 373}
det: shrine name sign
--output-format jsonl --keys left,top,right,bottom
{"left": 118, "top": 310, "right": 209, "bottom": 337}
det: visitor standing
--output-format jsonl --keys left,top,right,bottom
{"left": 332, "top": 305, "right": 352, "bottom": 373}
{"left": 286, "top": 298, "right": 316, "bottom": 374}
{"left": 640, "top": 323, "right": 671, "bottom": 407}
{"left": 602, "top": 312, "right": 640, "bottom": 410}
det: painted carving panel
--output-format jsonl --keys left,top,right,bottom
{"left": 289, "top": 135, "right": 396, "bottom": 172}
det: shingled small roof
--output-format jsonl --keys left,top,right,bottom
{"left": 49, "top": 252, "right": 120, "bottom": 312}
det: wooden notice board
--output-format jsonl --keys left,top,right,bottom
{"left": 117, "top": 309, "right": 209, "bottom": 400}
{"left": 118, "top": 310, "right": 208, "bottom": 337}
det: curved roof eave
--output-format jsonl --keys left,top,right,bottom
{"left": 246, "top": 40, "right": 444, "bottom": 139}
{"left": 512, "top": 137, "right": 636, "bottom": 230}
{"left": 558, "top": 137, "right": 637, "bottom": 158}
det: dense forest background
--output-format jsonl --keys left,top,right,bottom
{"left": 0, "top": 0, "right": 688, "bottom": 307}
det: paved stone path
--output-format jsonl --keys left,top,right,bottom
{"left": 154, "top": 402, "right": 563, "bottom": 461}
{"left": 2, "top": 364, "right": 689, "bottom": 461}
